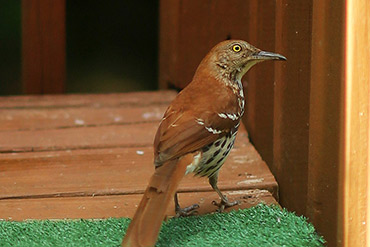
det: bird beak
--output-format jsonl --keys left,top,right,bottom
{"left": 253, "top": 50, "right": 287, "bottom": 61}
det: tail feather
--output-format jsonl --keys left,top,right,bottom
{"left": 122, "top": 153, "right": 195, "bottom": 247}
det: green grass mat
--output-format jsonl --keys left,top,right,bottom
{"left": 0, "top": 204, "right": 325, "bottom": 246}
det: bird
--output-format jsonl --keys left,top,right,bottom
{"left": 122, "top": 40, "right": 286, "bottom": 247}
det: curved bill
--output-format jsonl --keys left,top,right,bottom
{"left": 254, "top": 50, "right": 287, "bottom": 61}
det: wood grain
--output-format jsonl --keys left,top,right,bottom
{"left": 22, "top": 0, "right": 66, "bottom": 94}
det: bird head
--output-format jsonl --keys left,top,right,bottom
{"left": 202, "top": 40, "right": 286, "bottom": 82}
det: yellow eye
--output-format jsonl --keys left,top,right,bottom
{"left": 232, "top": 44, "right": 242, "bottom": 52}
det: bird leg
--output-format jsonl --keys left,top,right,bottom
{"left": 174, "top": 192, "right": 199, "bottom": 217}
{"left": 209, "top": 173, "right": 239, "bottom": 212}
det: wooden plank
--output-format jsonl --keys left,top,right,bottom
{"left": 0, "top": 190, "right": 277, "bottom": 220}
{"left": 273, "top": 0, "right": 312, "bottom": 216}
{"left": 307, "top": 1, "right": 345, "bottom": 246}
{"left": 243, "top": 0, "right": 276, "bottom": 166}
{"left": 22, "top": 0, "right": 66, "bottom": 94}
{"left": 0, "top": 91, "right": 176, "bottom": 109}
{"left": 0, "top": 129, "right": 277, "bottom": 199}
{"left": 0, "top": 105, "right": 168, "bottom": 131}
{"left": 0, "top": 122, "right": 159, "bottom": 153}
{"left": 342, "top": 1, "right": 370, "bottom": 246}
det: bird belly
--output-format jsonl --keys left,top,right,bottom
{"left": 194, "top": 133, "right": 237, "bottom": 178}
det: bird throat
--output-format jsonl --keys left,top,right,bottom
{"left": 213, "top": 63, "right": 247, "bottom": 116}
{"left": 220, "top": 75, "right": 245, "bottom": 117}
{"left": 235, "top": 60, "right": 259, "bottom": 82}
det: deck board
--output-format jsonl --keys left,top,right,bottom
{"left": 1, "top": 190, "right": 276, "bottom": 221}
{"left": 0, "top": 91, "right": 278, "bottom": 220}
{"left": 0, "top": 91, "right": 177, "bottom": 108}
{"left": 0, "top": 105, "right": 168, "bottom": 131}
{"left": 0, "top": 122, "right": 159, "bottom": 153}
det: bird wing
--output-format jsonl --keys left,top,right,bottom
{"left": 153, "top": 105, "right": 238, "bottom": 167}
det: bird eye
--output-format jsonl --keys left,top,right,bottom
{"left": 232, "top": 44, "right": 242, "bottom": 52}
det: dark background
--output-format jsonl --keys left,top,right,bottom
{"left": 0, "top": 0, "right": 159, "bottom": 95}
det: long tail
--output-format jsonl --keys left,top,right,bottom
{"left": 122, "top": 153, "right": 195, "bottom": 247}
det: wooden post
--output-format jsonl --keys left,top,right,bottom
{"left": 273, "top": 0, "right": 313, "bottom": 216}
{"left": 307, "top": 2, "right": 345, "bottom": 244}
{"left": 22, "top": 0, "right": 66, "bottom": 94}
{"left": 341, "top": 0, "right": 370, "bottom": 245}
{"left": 158, "top": 0, "right": 180, "bottom": 90}
{"left": 308, "top": 0, "right": 370, "bottom": 245}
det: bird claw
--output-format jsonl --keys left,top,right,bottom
{"left": 175, "top": 204, "right": 200, "bottom": 217}
{"left": 212, "top": 198, "right": 239, "bottom": 212}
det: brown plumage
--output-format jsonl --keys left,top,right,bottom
{"left": 122, "top": 40, "right": 286, "bottom": 247}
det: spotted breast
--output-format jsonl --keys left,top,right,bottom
{"left": 194, "top": 122, "right": 239, "bottom": 177}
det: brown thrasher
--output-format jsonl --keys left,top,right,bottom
{"left": 122, "top": 40, "right": 286, "bottom": 247}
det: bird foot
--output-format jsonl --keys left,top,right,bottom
{"left": 175, "top": 204, "right": 200, "bottom": 217}
{"left": 212, "top": 198, "right": 239, "bottom": 212}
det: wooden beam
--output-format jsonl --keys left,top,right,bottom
{"left": 22, "top": 0, "right": 66, "bottom": 94}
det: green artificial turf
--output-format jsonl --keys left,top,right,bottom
{"left": 0, "top": 204, "right": 325, "bottom": 247}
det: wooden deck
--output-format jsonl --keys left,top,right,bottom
{"left": 0, "top": 91, "right": 278, "bottom": 220}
